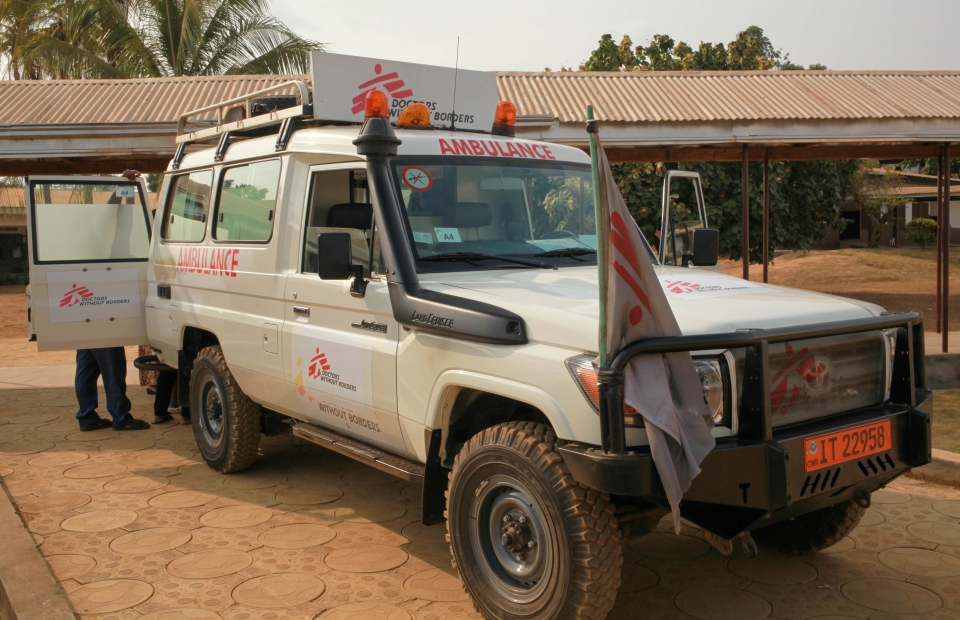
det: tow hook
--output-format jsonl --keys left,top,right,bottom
{"left": 702, "top": 530, "right": 759, "bottom": 558}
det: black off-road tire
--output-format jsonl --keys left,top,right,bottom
{"left": 190, "top": 345, "right": 261, "bottom": 473}
{"left": 446, "top": 422, "right": 622, "bottom": 620}
{"left": 752, "top": 498, "right": 866, "bottom": 554}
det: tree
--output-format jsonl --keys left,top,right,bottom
{"left": 1, "top": 0, "right": 322, "bottom": 80}
{"left": 906, "top": 218, "right": 937, "bottom": 249}
{"left": 898, "top": 157, "right": 959, "bottom": 178}
{"left": 851, "top": 164, "right": 907, "bottom": 247}
{"left": 580, "top": 27, "right": 854, "bottom": 263}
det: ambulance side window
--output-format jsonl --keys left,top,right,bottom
{"left": 214, "top": 159, "right": 281, "bottom": 243}
{"left": 162, "top": 169, "right": 213, "bottom": 243}
{"left": 302, "top": 169, "right": 380, "bottom": 275}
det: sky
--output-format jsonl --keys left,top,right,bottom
{"left": 273, "top": 0, "right": 960, "bottom": 73}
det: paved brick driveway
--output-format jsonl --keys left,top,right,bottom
{"left": 2, "top": 384, "right": 960, "bottom": 620}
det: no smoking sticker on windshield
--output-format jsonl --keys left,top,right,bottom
{"left": 401, "top": 166, "right": 433, "bottom": 191}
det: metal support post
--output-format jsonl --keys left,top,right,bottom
{"left": 938, "top": 150, "right": 944, "bottom": 333}
{"left": 763, "top": 152, "right": 770, "bottom": 283}
{"left": 742, "top": 144, "right": 750, "bottom": 281}
{"left": 945, "top": 142, "right": 952, "bottom": 353}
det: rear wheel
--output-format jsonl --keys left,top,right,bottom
{"left": 752, "top": 497, "right": 867, "bottom": 554}
{"left": 190, "top": 345, "right": 260, "bottom": 473}
{"left": 446, "top": 422, "right": 622, "bottom": 620}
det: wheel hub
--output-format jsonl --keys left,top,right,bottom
{"left": 470, "top": 475, "right": 553, "bottom": 604}
{"left": 199, "top": 378, "right": 225, "bottom": 447}
{"left": 500, "top": 510, "right": 537, "bottom": 557}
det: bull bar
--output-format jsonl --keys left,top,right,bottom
{"left": 558, "top": 311, "right": 932, "bottom": 539}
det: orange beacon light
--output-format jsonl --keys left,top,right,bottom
{"left": 491, "top": 101, "right": 517, "bottom": 137}
{"left": 364, "top": 90, "right": 390, "bottom": 119}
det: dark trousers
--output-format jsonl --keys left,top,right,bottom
{"left": 154, "top": 369, "right": 178, "bottom": 417}
{"left": 75, "top": 347, "right": 133, "bottom": 429}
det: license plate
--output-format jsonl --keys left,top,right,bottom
{"left": 804, "top": 419, "right": 893, "bottom": 472}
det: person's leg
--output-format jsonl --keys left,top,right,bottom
{"left": 90, "top": 347, "right": 136, "bottom": 428}
{"left": 75, "top": 349, "right": 104, "bottom": 428}
{"left": 153, "top": 370, "right": 176, "bottom": 423}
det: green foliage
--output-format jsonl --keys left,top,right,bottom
{"left": 898, "top": 157, "right": 960, "bottom": 178}
{"left": 580, "top": 26, "right": 854, "bottom": 262}
{"left": 616, "top": 160, "right": 857, "bottom": 262}
{"left": 906, "top": 217, "right": 937, "bottom": 249}
{"left": 851, "top": 164, "right": 907, "bottom": 247}
{"left": 581, "top": 26, "right": 803, "bottom": 73}
{"left": 1, "top": 0, "right": 323, "bottom": 79}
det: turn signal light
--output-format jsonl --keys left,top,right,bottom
{"left": 491, "top": 101, "right": 517, "bottom": 137}
{"left": 397, "top": 102, "right": 432, "bottom": 128}
{"left": 364, "top": 90, "right": 390, "bottom": 119}
{"left": 565, "top": 355, "right": 642, "bottom": 427}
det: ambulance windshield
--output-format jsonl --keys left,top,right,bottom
{"left": 391, "top": 158, "right": 657, "bottom": 271}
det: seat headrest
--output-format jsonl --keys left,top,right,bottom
{"left": 326, "top": 203, "right": 373, "bottom": 230}
{"left": 445, "top": 202, "right": 492, "bottom": 229}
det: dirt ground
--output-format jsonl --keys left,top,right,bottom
{"left": 0, "top": 285, "right": 26, "bottom": 339}
{"left": 720, "top": 247, "right": 960, "bottom": 331}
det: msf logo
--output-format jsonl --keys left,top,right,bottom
{"left": 307, "top": 348, "right": 331, "bottom": 380}
{"left": 60, "top": 284, "right": 94, "bottom": 308}
{"left": 351, "top": 63, "right": 413, "bottom": 115}
{"left": 770, "top": 342, "right": 827, "bottom": 416}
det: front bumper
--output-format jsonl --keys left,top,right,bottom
{"left": 560, "top": 390, "right": 932, "bottom": 539}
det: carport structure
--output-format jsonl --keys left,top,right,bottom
{"left": 502, "top": 70, "right": 960, "bottom": 352}
{"left": 2, "top": 70, "right": 960, "bottom": 349}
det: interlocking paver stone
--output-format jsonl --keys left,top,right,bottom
{"left": 6, "top": 382, "right": 960, "bottom": 618}
{"left": 68, "top": 578, "right": 154, "bottom": 614}
{"left": 231, "top": 573, "right": 325, "bottom": 608}
{"left": 110, "top": 527, "right": 193, "bottom": 554}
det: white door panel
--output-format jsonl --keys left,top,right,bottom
{"left": 282, "top": 275, "right": 407, "bottom": 455}
{"left": 26, "top": 175, "right": 151, "bottom": 351}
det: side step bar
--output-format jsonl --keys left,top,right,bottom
{"left": 293, "top": 422, "right": 425, "bottom": 482}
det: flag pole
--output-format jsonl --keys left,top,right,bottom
{"left": 587, "top": 105, "right": 607, "bottom": 367}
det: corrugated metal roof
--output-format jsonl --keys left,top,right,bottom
{"left": 4, "top": 70, "right": 960, "bottom": 128}
{"left": 0, "top": 74, "right": 307, "bottom": 125}
{"left": 497, "top": 71, "right": 960, "bottom": 124}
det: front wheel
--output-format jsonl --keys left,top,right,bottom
{"left": 752, "top": 497, "right": 867, "bottom": 554}
{"left": 190, "top": 345, "right": 261, "bottom": 473}
{"left": 446, "top": 422, "right": 622, "bottom": 620}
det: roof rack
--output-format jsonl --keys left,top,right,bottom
{"left": 176, "top": 80, "right": 312, "bottom": 145}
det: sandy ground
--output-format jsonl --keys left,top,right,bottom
{"left": 720, "top": 247, "right": 960, "bottom": 331}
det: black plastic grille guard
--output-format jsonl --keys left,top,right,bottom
{"left": 597, "top": 311, "right": 924, "bottom": 453}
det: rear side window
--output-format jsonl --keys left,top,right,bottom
{"left": 214, "top": 160, "right": 281, "bottom": 242}
{"left": 162, "top": 170, "right": 212, "bottom": 242}
{"left": 31, "top": 181, "right": 150, "bottom": 264}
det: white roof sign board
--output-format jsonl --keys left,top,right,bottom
{"left": 310, "top": 52, "right": 498, "bottom": 131}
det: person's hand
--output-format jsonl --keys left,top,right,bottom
{"left": 121, "top": 169, "right": 142, "bottom": 182}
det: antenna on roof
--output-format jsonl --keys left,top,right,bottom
{"left": 450, "top": 37, "right": 460, "bottom": 131}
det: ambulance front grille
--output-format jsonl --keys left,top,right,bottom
{"left": 735, "top": 331, "right": 888, "bottom": 429}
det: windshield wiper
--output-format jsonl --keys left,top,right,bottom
{"left": 420, "top": 252, "right": 557, "bottom": 270}
{"left": 533, "top": 248, "right": 597, "bottom": 260}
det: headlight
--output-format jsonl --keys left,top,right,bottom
{"left": 881, "top": 327, "right": 898, "bottom": 401}
{"left": 694, "top": 359, "right": 725, "bottom": 424}
{"left": 565, "top": 353, "right": 728, "bottom": 428}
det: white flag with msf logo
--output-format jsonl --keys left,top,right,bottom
{"left": 593, "top": 130, "right": 715, "bottom": 533}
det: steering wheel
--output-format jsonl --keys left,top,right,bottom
{"left": 541, "top": 230, "right": 578, "bottom": 240}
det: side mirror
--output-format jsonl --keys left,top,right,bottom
{"left": 317, "top": 233, "right": 368, "bottom": 297}
{"left": 682, "top": 228, "right": 719, "bottom": 267}
{"left": 317, "top": 233, "right": 353, "bottom": 280}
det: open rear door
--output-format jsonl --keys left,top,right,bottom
{"left": 26, "top": 175, "right": 152, "bottom": 351}
{"left": 659, "top": 170, "right": 709, "bottom": 266}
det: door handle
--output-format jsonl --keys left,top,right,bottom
{"left": 293, "top": 306, "right": 310, "bottom": 316}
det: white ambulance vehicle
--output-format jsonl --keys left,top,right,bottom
{"left": 25, "top": 55, "right": 931, "bottom": 620}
